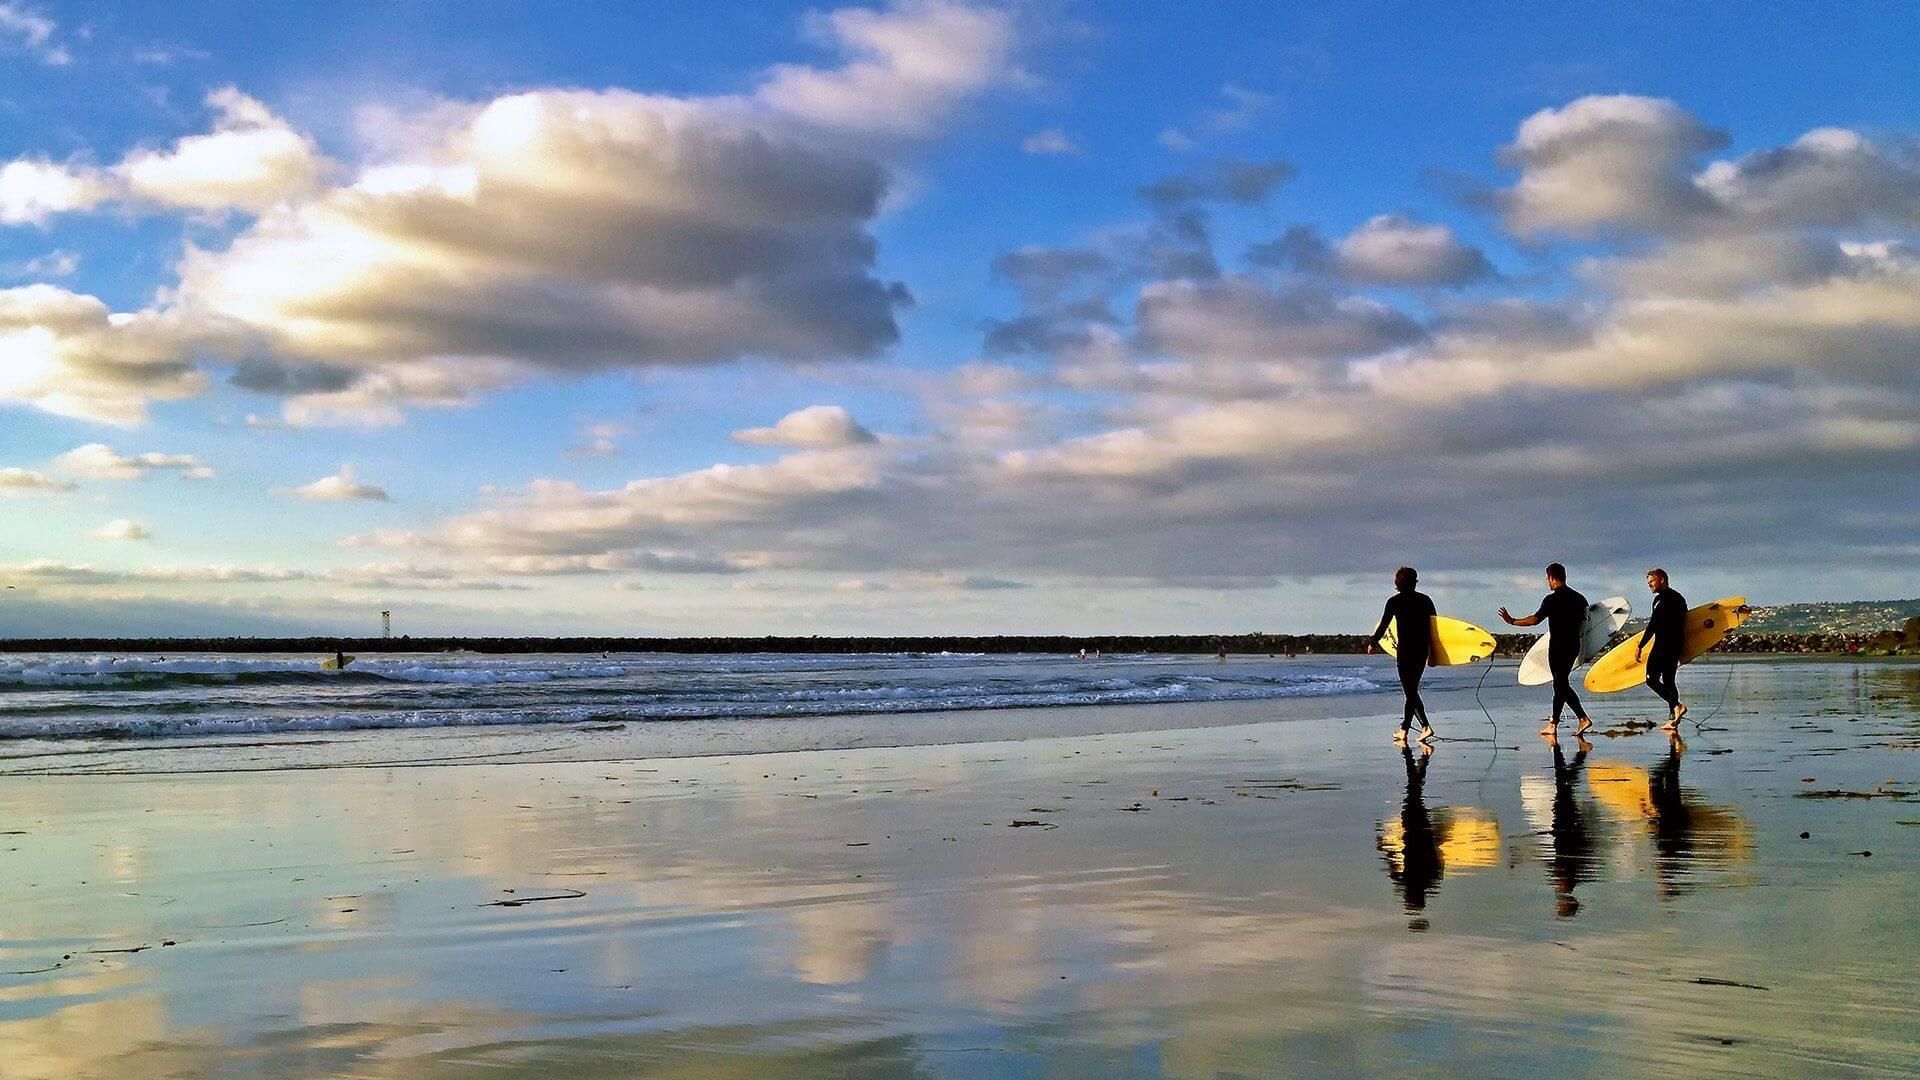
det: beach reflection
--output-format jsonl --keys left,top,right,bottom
{"left": 2, "top": 662, "right": 1916, "bottom": 1076}
{"left": 1586, "top": 736, "right": 1753, "bottom": 897}
{"left": 1538, "top": 737, "right": 1600, "bottom": 917}
{"left": 1376, "top": 745, "right": 1501, "bottom": 928}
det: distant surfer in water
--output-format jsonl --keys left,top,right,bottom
{"left": 1636, "top": 568, "right": 1688, "bottom": 729}
{"left": 1368, "top": 566, "right": 1436, "bottom": 744}
{"left": 1498, "top": 562, "right": 1592, "bottom": 738}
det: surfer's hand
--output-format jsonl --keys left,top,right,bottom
{"left": 1634, "top": 648, "right": 1642, "bottom": 662}
{"left": 1497, "top": 607, "right": 1512, "bottom": 624}
{"left": 1364, "top": 642, "right": 1374, "bottom": 655}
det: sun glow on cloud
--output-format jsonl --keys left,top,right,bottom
{"left": 2, "top": 1, "right": 1919, "bottom": 633}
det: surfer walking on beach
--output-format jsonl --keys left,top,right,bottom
{"left": 1498, "top": 563, "right": 1592, "bottom": 738}
{"left": 1367, "top": 566, "right": 1437, "bottom": 744}
{"left": 1637, "top": 568, "right": 1688, "bottom": 729}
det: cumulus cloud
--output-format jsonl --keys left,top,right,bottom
{"left": 95, "top": 518, "right": 153, "bottom": 541}
{"left": 282, "top": 465, "right": 390, "bottom": 502}
{"left": 0, "top": 1, "right": 1020, "bottom": 426}
{"left": 55, "top": 443, "right": 214, "bottom": 480}
{"left": 1253, "top": 215, "right": 1494, "bottom": 286}
{"left": 566, "top": 421, "right": 626, "bottom": 459}
{"left": 756, "top": 0, "right": 1016, "bottom": 136}
{"left": 0, "top": 90, "right": 323, "bottom": 225}
{"left": 116, "top": 88, "right": 325, "bottom": 212}
{"left": 0, "top": 160, "right": 112, "bottom": 226}
{"left": 733, "top": 404, "right": 878, "bottom": 447}
{"left": 0, "top": 285, "right": 224, "bottom": 424}
{"left": 0, "top": 466, "right": 73, "bottom": 494}
{"left": 1137, "top": 276, "right": 1424, "bottom": 370}
{"left": 1500, "top": 94, "right": 1727, "bottom": 236}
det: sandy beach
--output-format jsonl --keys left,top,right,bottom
{"left": 2, "top": 656, "right": 1917, "bottom": 1077}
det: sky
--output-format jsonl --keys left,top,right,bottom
{"left": 2, "top": 0, "right": 1918, "bottom": 638}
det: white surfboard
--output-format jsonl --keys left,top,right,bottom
{"left": 1517, "top": 596, "right": 1631, "bottom": 686}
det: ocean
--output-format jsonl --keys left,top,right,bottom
{"left": 0, "top": 651, "right": 1394, "bottom": 742}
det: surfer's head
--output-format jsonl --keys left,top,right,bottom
{"left": 1395, "top": 566, "right": 1417, "bottom": 591}
{"left": 1646, "top": 567, "right": 1668, "bottom": 590}
{"left": 1545, "top": 562, "right": 1566, "bottom": 587}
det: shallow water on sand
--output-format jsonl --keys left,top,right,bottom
{"left": 0, "top": 659, "right": 1915, "bottom": 1077}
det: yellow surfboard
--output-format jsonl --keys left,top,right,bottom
{"left": 1582, "top": 596, "right": 1749, "bottom": 694}
{"left": 321, "top": 655, "right": 355, "bottom": 671}
{"left": 1379, "top": 615, "right": 1496, "bottom": 666}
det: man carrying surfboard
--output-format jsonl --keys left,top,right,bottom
{"left": 1498, "top": 563, "right": 1592, "bottom": 737}
{"left": 1367, "top": 566, "right": 1437, "bottom": 744}
{"left": 1636, "top": 568, "right": 1688, "bottom": 729}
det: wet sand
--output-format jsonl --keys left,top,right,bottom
{"left": 2, "top": 658, "right": 1917, "bottom": 1076}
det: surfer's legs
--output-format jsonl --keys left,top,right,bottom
{"left": 1549, "top": 651, "right": 1587, "bottom": 725}
{"left": 1645, "top": 655, "right": 1681, "bottom": 720}
{"left": 1398, "top": 663, "right": 1430, "bottom": 733}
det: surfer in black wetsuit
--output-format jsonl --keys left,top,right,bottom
{"left": 1498, "top": 562, "right": 1592, "bottom": 738}
{"left": 1636, "top": 567, "right": 1688, "bottom": 728}
{"left": 1368, "top": 566, "right": 1437, "bottom": 744}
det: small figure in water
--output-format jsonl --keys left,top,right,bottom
{"left": 1499, "top": 562, "right": 1593, "bottom": 738}
{"left": 1216, "top": 643, "right": 1227, "bottom": 661}
{"left": 1368, "top": 566, "right": 1437, "bottom": 744}
{"left": 334, "top": 649, "right": 347, "bottom": 669}
{"left": 1636, "top": 567, "right": 1688, "bottom": 729}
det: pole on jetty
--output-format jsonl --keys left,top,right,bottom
{"left": 381, "top": 610, "right": 391, "bottom": 639}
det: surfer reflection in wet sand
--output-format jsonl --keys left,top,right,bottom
{"left": 1544, "top": 735, "right": 1597, "bottom": 917}
{"left": 1637, "top": 568, "right": 1689, "bottom": 729}
{"left": 1381, "top": 742, "right": 1441, "bottom": 928}
{"left": 1498, "top": 562, "right": 1593, "bottom": 739}
{"left": 1649, "top": 732, "right": 1696, "bottom": 899}
{"left": 1367, "top": 566, "right": 1437, "bottom": 745}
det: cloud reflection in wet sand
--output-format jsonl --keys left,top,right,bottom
{"left": 0, "top": 661, "right": 1916, "bottom": 1076}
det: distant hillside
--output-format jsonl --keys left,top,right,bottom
{"left": 1741, "top": 598, "right": 1920, "bottom": 635}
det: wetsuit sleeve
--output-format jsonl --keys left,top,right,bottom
{"left": 1638, "top": 593, "right": 1665, "bottom": 652}
{"left": 1532, "top": 597, "right": 1550, "bottom": 622}
{"left": 1370, "top": 597, "right": 1397, "bottom": 645}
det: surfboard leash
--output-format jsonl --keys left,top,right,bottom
{"left": 1688, "top": 659, "right": 1736, "bottom": 732}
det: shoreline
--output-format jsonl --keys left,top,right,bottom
{"left": 1, "top": 657, "right": 1915, "bottom": 1075}
{"left": 0, "top": 634, "right": 1896, "bottom": 656}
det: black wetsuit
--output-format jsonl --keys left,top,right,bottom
{"left": 1532, "top": 585, "right": 1590, "bottom": 723}
{"left": 1371, "top": 590, "right": 1436, "bottom": 732}
{"left": 1640, "top": 586, "right": 1688, "bottom": 710}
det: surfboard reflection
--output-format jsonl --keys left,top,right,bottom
{"left": 1377, "top": 745, "right": 1501, "bottom": 928}
{"left": 1586, "top": 737, "right": 1752, "bottom": 898}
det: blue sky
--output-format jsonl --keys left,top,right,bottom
{"left": 3, "top": 0, "right": 1919, "bottom": 636}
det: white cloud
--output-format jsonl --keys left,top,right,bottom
{"left": 282, "top": 464, "right": 390, "bottom": 502}
{"left": 1021, "top": 128, "right": 1077, "bottom": 155}
{"left": 0, "top": 286, "right": 223, "bottom": 424}
{"left": 96, "top": 518, "right": 153, "bottom": 542}
{"left": 757, "top": 0, "right": 1016, "bottom": 137}
{"left": 116, "top": 88, "right": 325, "bottom": 213}
{"left": 1329, "top": 214, "right": 1494, "bottom": 286}
{"left": 733, "top": 404, "right": 878, "bottom": 448}
{"left": 54, "top": 442, "right": 214, "bottom": 481}
{"left": 1501, "top": 94, "right": 1725, "bottom": 236}
{"left": 0, "top": 3, "right": 68, "bottom": 65}
{"left": 566, "top": 420, "right": 626, "bottom": 459}
{"left": 0, "top": 466, "right": 73, "bottom": 494}
{"left": 0, "top": 160, "right": 112, "bottom": 226}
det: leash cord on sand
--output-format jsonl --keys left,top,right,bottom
{"left": 1689, "top": 659, "right": 1736, "bottom": 731}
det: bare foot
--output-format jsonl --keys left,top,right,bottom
{"left": 1417, "top": 726, "right": 1437, "bottom": 744}
{"left": 1392, "top": 729, "right": 1408, "bottom": 745}
{"left": 1672, "top": 703, "right": 1688, "bottom": 724}
{"left": 1659, "top": 717, "right": 1680, "bottom": 732}
{"left": 1539, "top": 720, "right": 1558, "bottom": 736}
{"left": 1575, "top": 717, "right": 1593, "bottom": 737}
